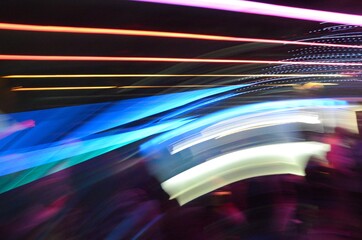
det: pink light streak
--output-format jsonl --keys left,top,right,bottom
{"left": 133, "top": 0, "right": 362, "bottom": 26}
{"left": 0, "top": 120, "right": 35, "bottom": 139}
{"left": 0, "top": 54, "right": 362, "bottom": 66}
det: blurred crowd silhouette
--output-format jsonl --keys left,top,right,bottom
{"left": 0, "top": 127, "right": 361, "bottom": 240}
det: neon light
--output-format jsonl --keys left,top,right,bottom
{"left": 134, "top": 0, "right": 362, "bottom": 26}
{"left": 0, "top": 22, "right": 361, "bottom": 49}
{"left": 11, "top": 86, "right": 118, "bottom": 91}
{"left": 3, "top": 73, "right": 351, "bottom": 79}
{"left": 161, "top": 142, "right": 330, "bottom": 205}
{"left": 1, "top": 55, "right": 362, "bottom": 66}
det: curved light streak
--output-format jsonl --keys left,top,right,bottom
{"left": 141, "top": 99, "right": 347, "bottom": 151}
{"left": 1, "top": 55, "right": 362, "bottom": 66}
{"left": 3, "top": 73, "right": 352, "bottom": 79}
{"left": 134, "top": 0, "right": 362, "bottom": 26}
{"left": 162, "top": 142, "right": 330, "bottom": 205}
{"left": 1, "top": 22, "right": 361, "bottom": 49}
{"left": 171, "top": 112, "right": 320, "bottom": 154}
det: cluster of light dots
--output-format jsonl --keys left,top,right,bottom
{"left": 250, "top": 25, "right": 362, "bottom": 90}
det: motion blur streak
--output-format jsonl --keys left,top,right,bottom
{"left": 12, "top": 86, "right": 118, "bottom": 91}
{"left": 0, "top": 86, "right": 241, "bottom": 192}
{"left": 0, "top": 119, "right": 192, "bottom": 193}
{"left": 3, "top": 73, "right": 351, "bottom": 78}
{"left": 171, "top": 112, "right": 320, "bottom": 154}
{"left": 10, "top": 83, "right": 343, "bottom": 91}
{"left": 162, "top": 142, "right": 330, "bottom": 205}
{"left": 1, "top": 22, "right": 361, "bottom": 48}
{"left": 1, "top": 55, "right": 362, "bottom": 66}
{"left": 0, "top": 120, "right": 35, "bottom": 139}
{"left": 134, "top": 0, "right": 362, "bottom": 26}
{"left": 2, "top": 87, "right": 238, "bottom": 151}
{"left": 142, "top": 99, "right": 347, "bottom": 150}
{"left": 11, "top": 85, "right": 231, "bottom": 91}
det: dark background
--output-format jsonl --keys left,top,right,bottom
{"left": 0, "top": 0, "right": 361, "bottom": 111}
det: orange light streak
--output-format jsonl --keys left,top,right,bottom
{"left": 1, "top": 54, "right": 362, "bottom": 66}
{"left": 11, "top": 86, "right": 118, "bottom": 91}
{"left": 0, "top": 22, "right": 361, "bottom": 49}
{"left": 2, "top": 73, "right": 351, "bottom": 78}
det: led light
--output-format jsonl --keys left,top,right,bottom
{"left": 162, "top": 142, "right": 330, "bottom": 205}
{"left": 1, "top": 22, "right": 361, "bottom": 49}
{"left": 1, "top": 55, "right": 362, "bottom": 66}
{"left": 134, "top": 0, "right": 362, "bottom": 26}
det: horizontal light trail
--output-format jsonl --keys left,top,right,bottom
{"left": 11, "top": 86, "right": 118, "bottom": 91}
{"left": 9, "top": 82, "right": 343, "bottom": 91}
{"left": 11, "top": 85, "right": 233, "bottom": 91}
{"left": 134, "top": 0, "right": 362, "bottom": 26}
{"left": 2, "top": 73, "right": 351, "bottom": 78}
{"left": 113, "top": 85, "right": 223, "bottom": 88}
{"left": 0, "top": 22, "right": 361, "bottom": 49}
{"left": 1, "top": 55, "right": 362, "bottom": 66}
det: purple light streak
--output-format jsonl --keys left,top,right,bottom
{"left": 133, "top": 0, "right": 362, "bottom": 26}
